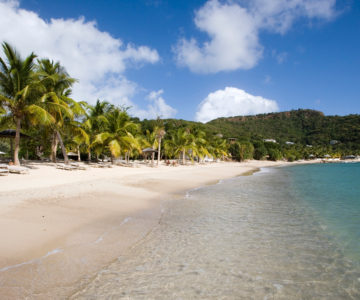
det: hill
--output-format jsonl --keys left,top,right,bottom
{"left": 138, "top": 109, "right": 360, "bottom": 160}
{"left": 206, "top": 109, "right": 360, "bottom": 147}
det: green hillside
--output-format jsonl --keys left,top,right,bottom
{"left": 143, "top": 109, "right": 360, "bottom": 160}
{"left": 207, "top": 109, "right": 360, "bottom": 145}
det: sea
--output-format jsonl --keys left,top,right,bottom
{"left": 70, "top": 163, "right": 360, "bottom": 299}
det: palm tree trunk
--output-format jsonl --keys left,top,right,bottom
{"left": 77, "top": 147, "right": 81, "bottom": 162}
{"left": 56, "top": 130, "right": 69, "bottom": 164}
{"left": 14, "top": 118, "right": 21, "bottom": 166}
{"left": 157, "top": 138, "right": 161, "bottom": 166}
{"left": 50, "top": 131, "right": 58, "bottom": 163}
{"left": 182, "top": 149, "right": 186, "bottom": 165}
{"left": 88, "top": 149, "right": 91, "bottom": 161}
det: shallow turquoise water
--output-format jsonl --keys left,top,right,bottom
{"left": 72, "top": 164, "right": 360, "bottom": 299}
{"left": 285, "top": 163, "right": 360, "bottom": 263}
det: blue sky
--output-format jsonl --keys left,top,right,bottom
{"left": 0, "top": 0, "right": 359, "bottom": 122}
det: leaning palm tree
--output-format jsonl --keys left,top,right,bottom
{"left": 0, "top": 42, "right": 53, "bottom": 165}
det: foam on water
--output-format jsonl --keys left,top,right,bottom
{"left": 0, "top": 248, "right": 63, "bottom": 273}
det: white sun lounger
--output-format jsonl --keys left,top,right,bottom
{"left": 0, "top": 168, "right": 9, "bottom": 175}
{"left": 70, "top": 163, "right": 87, "bottom": 170}
{"left": 56, "top": 163, "right": 78, "bottom": 171}
{"left": 8, "top": 166, "right": 29, "bottom": 174}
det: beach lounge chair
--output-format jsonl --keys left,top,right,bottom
{"left": 70, "top": 163, "right": 87, "bottom": 170}
{"left": 0, "top": 168, "right": 9, "bottom": 175}
{"left": 8, "top": 166, "right": 29, "bottom": 174}
{"left": 98, "top": 162, "right": 112, "bottom": 168}
{"left": 56, "top": 163, "right": 78, "bottom": 171}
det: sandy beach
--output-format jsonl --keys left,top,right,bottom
{"left": 0, "top": 160, "right": 303, "bottom": 298}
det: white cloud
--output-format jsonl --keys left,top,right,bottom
{"left": 175, "top": 0, "right": 337, "bottom": 73}
{"left": 0, "top": 0, "right": 160, "bottom": 112}
{"left": 174, "top": 0, "right": 262, "bottom": 73}
{"left": 135, "top": 90, "right": 177, "bottom": 120}
{"left": 250, "top": 0, "right": 337, "bottom": 34}
{"left": 195, "top": 87, "right": 279, "bottom": 123}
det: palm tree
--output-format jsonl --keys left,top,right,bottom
{"left": 209, "top": 136, "right": 228, "bottom": 160}
{"left": 0, "top": 42, "right": 52, "bottom": 165}
{"left": 165, "top": 127, "right": 197, "bottom": 165}
{"left": 84, "top": 100, "right": 111, "bottom": 161}
{"left": 154, "top": 121, "right": 166, "bottom": 166}
{"left": 94, "top": 107, "right": 139, "bottom": 162}
{"left": 142, "top": 128, "right": 158, "bottom": 166}
{"left": 36, "top": 58, "right": 80, "bottom": 164}
{"left": 66, "top": 121, "right": 90, "bottom": 161}
{"left": 192, "top": 129, "right": 210, "bottom": 162}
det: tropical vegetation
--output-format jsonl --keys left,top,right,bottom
{"left": 1, "top": 43, "right": 359, "bottom": 165}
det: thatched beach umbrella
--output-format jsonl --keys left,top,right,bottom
{"left": 67, "top": 151, "right": 80, "bottom": 161}
{"left": 0, "top": 129, "right": 30, "bottom": 139}
{"left": 142, "top": 147, "right": 157, "bottom": 165}
{"left": 67, "top": 152, "right": 78, "bottom": 157}
{"left": 0, "top": 129, "right": 31, "bottom": 159}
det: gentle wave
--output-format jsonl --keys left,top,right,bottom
{"left": 0, "top": 248, "right": 63, "bottom": 273}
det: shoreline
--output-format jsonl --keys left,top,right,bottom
{"left": 0, "top": 160, "right": 314, "bottom": 298}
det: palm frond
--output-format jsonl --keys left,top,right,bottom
{"left": 108, "top": 139, "right": 121, "bottom": 157}
{"left": 24, "top": 104, "right": 55, "bottom": 125}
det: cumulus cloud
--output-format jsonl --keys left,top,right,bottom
{"left": 0, "top": 0, "right": 160, "bottom": 113}
{"left": 135, "top": 90, "right": 177, "bottom": 120}
{"left": 251, "top": 0, "right": 337, "bottom": 33}
{"left": 175, "top": 0, "right": 337, "bottom": 73}
{"left": 195, "top": 87, "right": 279, "bottom": 123}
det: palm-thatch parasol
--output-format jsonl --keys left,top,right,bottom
{"left": 67, "top": 152, "right": 79, "bottom": 156}
{"left": 0, "top": 129, "right": 31, "bottom": 158}
{"left": 0, "top": 129, "right": 31, "bottom": 139}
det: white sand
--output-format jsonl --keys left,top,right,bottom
{"left": 0, "top": 160, "right": 307, "bottom": 298}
